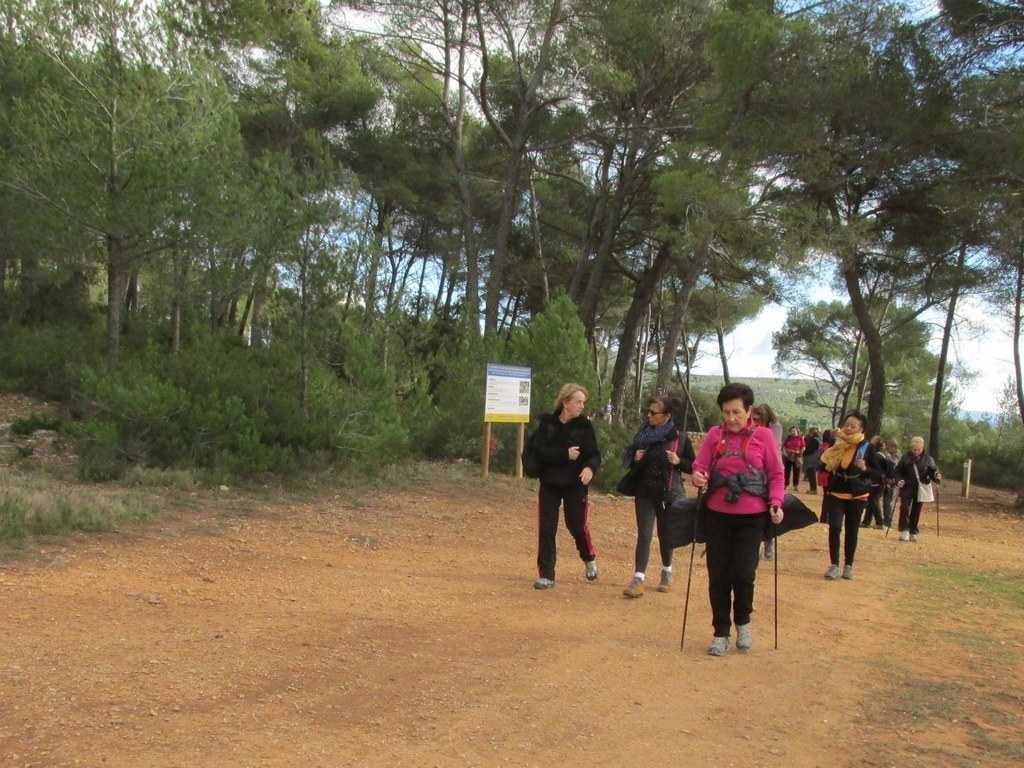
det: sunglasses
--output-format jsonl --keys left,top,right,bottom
{"left": 647, "top": 409, "right": 664, "bottom": 416}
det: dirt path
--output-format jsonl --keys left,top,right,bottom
{"left": 1, "top": 467, "right": 1022, "bottom": 768}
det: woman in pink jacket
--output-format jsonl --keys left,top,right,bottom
{"left": 692, "top": 383, "right": 785, "bottom": 656}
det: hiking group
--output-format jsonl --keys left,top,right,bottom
{"left": 525, "top": 381, "right": 941, "bottom": 657}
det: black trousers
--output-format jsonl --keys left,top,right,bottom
{"left": 861, "top": 484, "right": 884, "bottom": 526}
{"left": 825, "top": 494, "right": 866, "bottom": 566}
{"left": 536, "top": 482, "right": 596, "bottom": 580}
{"left": 898, "top": 493, "right": 925, "bottom": 534}
{"left": 704, "top": 509, "right": 766, "bottom": 637}
{"left": 783, "top": 458, "right": 801, "bottom": 487}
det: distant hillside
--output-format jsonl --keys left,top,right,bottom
{"left": 686, "top": 375, "right": 840, "bottom": 430}
{"left": 686, "top": 375, "right": 998, "bottom": 429}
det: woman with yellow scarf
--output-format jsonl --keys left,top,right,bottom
{"left": 820, "top": 412, "right": 883, "bottom": 580}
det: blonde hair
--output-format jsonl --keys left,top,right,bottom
{"left": 554, "top": 383, "right": 589, "bottom": 410}
{"left": 910, "top": 436, "right": 925, "bottom": 450}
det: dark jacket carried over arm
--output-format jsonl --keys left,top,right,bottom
{"left": 533, "top": 412, "right": 601, "bottom": 488}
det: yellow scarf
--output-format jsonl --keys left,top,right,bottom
{"left": 821, "top": 430, "right": 865, "bottom": 472}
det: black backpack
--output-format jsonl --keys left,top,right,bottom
{"left": 522, "top": 426, "right": 543, "bottom": 478}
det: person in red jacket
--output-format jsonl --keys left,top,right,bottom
{"left": 691, "top": 383, "right": 785, "bottom": 657}
{"left": 782, "top": 426, "right": 806, "bottom": 491}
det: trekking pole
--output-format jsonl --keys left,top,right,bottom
{"left": 680, "top": 494, "right": 703, "bottom": 652}
{"left": 934, "top": 484, "right": 940, "bottom": 537}
{"left": 774, "top": 521, "right": 779, "bottom": 650}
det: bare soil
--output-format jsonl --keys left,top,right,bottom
{"left": 1, "top": 398, "right": 1022, "bottom": 768}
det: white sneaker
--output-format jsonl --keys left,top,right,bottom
{"left": 899, "top": 531, "right": 910, "bottom": 542}
{"left": 585, "top": 560, "right": 598, "bottom": 581}
{"left": 736, "top": 623, "right": 753, "bottom": 650}
{"left": 909, "top": 533, "right": 919, "bottom": 542}
{"left": 707, "top": 636, "right": 729, "bottom": 656}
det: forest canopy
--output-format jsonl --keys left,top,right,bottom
{"left": 0, "top": 0, "right": 1021, "bottom": 491}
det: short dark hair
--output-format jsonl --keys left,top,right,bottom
{"left": 717, "top": 382, "right": 754, "bottom": 409}
{"left": 649, "top": 395, "right": 683, "bottom": 417}
{"left": 842, "top": 411, "right": 868, "bottom": 432}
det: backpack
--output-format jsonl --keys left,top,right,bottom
{"left": 521, "top": 426, "right": 543, "bottom": 478}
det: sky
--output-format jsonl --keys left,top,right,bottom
{"left": 690, "top": 300, "right": 1011, "bottom": 415}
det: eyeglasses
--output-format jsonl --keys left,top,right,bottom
{"left": 647, "top": 409, "right": 664, "bottom": 416}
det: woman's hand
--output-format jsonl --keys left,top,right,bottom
{"left": 692, "top": 470, "right": 708, "bottom": 488}
{"left": 579, "top": 467, "right": 593, "bottom": 486}
{"left": 666, "top": 449, "right": 679, "bottom": 465}
{"left": 897, "top": 480, "right": 905, "bottom": 488}
{"left": 769, "top": 505, "right": 784, "bottom": 525}
{"left": 634, "top": 449, "right": 646, "bottom": 462}
{"left": 854, "top": 459, "right": 867, "bottom": 472}
{"left": 568, "top": 445, "right": 581, "bottom": 460}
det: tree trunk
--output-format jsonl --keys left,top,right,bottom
{"left": 655, "top": 241, "right": 708, "bottom": 392}
{"left": 568, "top": 143, "right": 613, "bottom": 301}
{"left": 609, "top": 240, "right": 674, "bottom": 421}
{"left": 475, "top": 0, "right": 564, "bottom": 335}
{"left": 842, "top": 258, "right": 885, "bottom": 436}
{"left": 578, "top": 155, "right": 636, "bottom": 335}
{"left": 930, "top": 241, "right": 967, "bottom": 460}
{"left": 1013, "top": 258, "right": 1024, "bottom": 430}
{"left": 105, "top": 238, "right": 125, "bottom": 368}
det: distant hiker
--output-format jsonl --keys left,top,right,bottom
{"left": 619, "top": 395, "right": 695, "bottom": 599}
{"left": 895, "top": 436, "right": 941, "bottom": 542}
{"left": 802, "top": 427, "right": 822, "bottom": 493}
{"left": 880, "top": 439, "right": 901, "bottom": 529}
{"left": 860, "top": 435, "right": 887, "bottom": 529}
{"left": 751, "top": 403, "right": 784, "bottom": 560}
{"left": 782, "top": 426, "right": 806, "bottom": 491}
{"left": 530, "top": 383, "right": 601, "bottom": 590}
{"left": 691, "top": 383, "right": 785, "bottom": 657}
{"left": 821, "top": 412, "right": 883, "bottom": 581}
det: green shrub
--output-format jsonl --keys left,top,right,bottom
{"left": 9, "top": 413, "right": 64, "bottom": 436}
{"left": 0, "top": 321, "right": 104, "bottom": 401}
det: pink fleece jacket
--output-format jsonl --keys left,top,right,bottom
{"left": 692, "top": 421, "right": 786, "bottom": 514}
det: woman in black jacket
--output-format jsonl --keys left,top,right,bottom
{"left": 820, "top": 412, "right": 883, "bottom": 581}
{"left": 619, "top": 395, "right": 695, "bottom": 598}
{"left": 530, "top": 383, "right": 602, "bottom": 590}
{"left": 895, "top": 436, "right": 941, "bottom": 542}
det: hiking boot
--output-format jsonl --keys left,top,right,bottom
{"left": 585, "top": 560, "right": 599, "bottom": 581}
{"left": 899, "top": 531, "right": 910, "bottom": 542}
{"left": 657, "top": 569, "right": 672, "bottom": 593}
{"left": 736, "top": 623, "right": 753, "bottom": 651}
{"left": 824, "top": 564, "right": 841, "bottom": 580}
{"left": 762, "top": 541, "right": 775, "bottom": 560}
{"left": 622, "top": 576, "right": 644, "bottom": 598}
{"left": 533, "top": 577, "right": 555, "bottom": 590}
{"left": 909, "top": 533, "right": 919, "bottom": 542}
{"left": 707, "top": 636, "right": 730, "bottom": 656}
{"left": 872, "top": 524, "right": 885, "bottom": 530}
{"left": 842, "top": 565, "right": 853, "bottom": 580}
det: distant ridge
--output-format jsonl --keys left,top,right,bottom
{"left": 685, "top": 375, "right": 998, "bottom": 428}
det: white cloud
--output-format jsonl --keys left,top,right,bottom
{"left": 690, "top": 301, "right": 1016, "bottom": 415}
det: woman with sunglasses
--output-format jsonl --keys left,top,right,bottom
{"left": 620, "top": 395, "right": 695, "bottom": 598}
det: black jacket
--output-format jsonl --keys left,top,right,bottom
{"left": 533, "top": 411, "right": 601, "bottom": 488}
{"left": 826, "top": 440, "right": 884, "bottom": 497}
{"left": 628, "top": 426, "right": 695, "bottom": 500}
{"left": 895, "top": 451, "right": 939, "bottom": 497}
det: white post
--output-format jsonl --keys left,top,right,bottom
{"left": 961, "top": 459, "right": 971, "bottom": 499}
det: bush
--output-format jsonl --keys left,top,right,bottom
{"left": 0, "top": 320, "right": 104, "bottom": 400}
